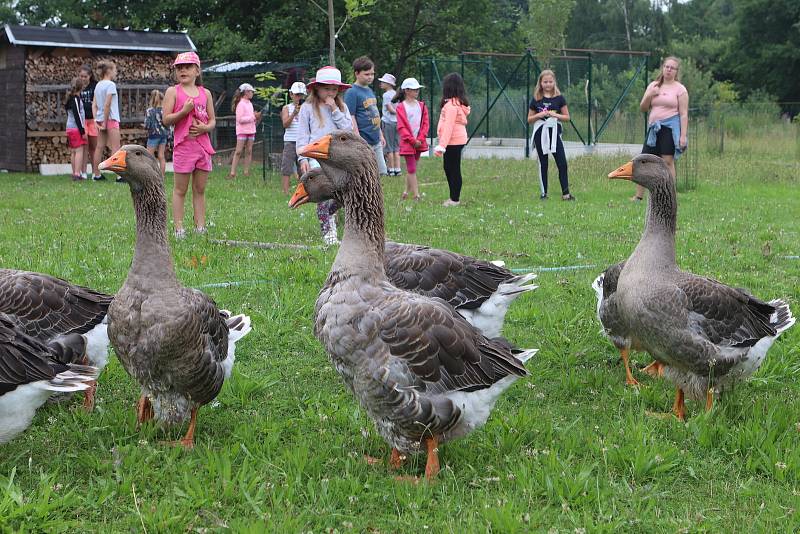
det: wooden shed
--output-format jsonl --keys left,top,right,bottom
{"left": 0, "top": 24, "right": 195, "bottom": 172}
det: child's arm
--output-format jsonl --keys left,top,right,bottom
{"left": 395, "top": 105, "right": 413, "bottom": 144}
{"left": 203, "top": 88, "right": 216, "bottom": 130}
{"left": 161, "top": 86, "right": 192, "bottom": 126}
{"left": 331, "top": 105, "right": 353, "bottom": 130}
{"left": 417, "top": 104, "right": 430, "bottom": 141}
{"left": 640, "top": 82, "right": 659, "bottom": 113}
{"left": 91, "top": 96, "right": 98, "bottom": 123}
{"left": 435, "top": 103, "right": 455, "bottom": 154}
{"left": 68, "top": 98, "right": 85, "bottom": 137}
{"left": 280, "top": 105, "right": 293, "bottom": 128}
{"left": 549, "top": 104, "right": 570, "bottom": 122}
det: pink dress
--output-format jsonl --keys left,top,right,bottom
{"left": 173, "top": 84, "right": 215, "bottom": 173}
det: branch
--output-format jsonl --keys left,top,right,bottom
{"left": 307, "top": 0, "right": 328, "bottom": 16}
{"left": 336, "top": 13, "right": 348, "bottom": 35}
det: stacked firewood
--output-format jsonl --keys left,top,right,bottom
{"left": 25, "top": 52, "right": 174, "bottom": 84}
{"left": 27, "top": 131, "right": 148, "bottom": 169}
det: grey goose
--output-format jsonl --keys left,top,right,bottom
{"left": 0, "top": 314, "right": 98, "bottom": 443}
{"left": 293, "top": 131, "right": 536, "bottom": 479}
{"left": 607, "top": 154, "right": 794, "bottom": 419}
{"left": 290, "top": 167, "right": 537, "bottom": 338}
{"left": 100, "top": 146, "right": 252, "bottom": 448}
{"left": 0, "top": 269, "right": 112, "bottom": 409}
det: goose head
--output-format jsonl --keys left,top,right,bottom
{"left": 288, "top": 167, "right": 335, "bottom": 208}
{"left": 99, "top": 145, "right": 162, "bottom": 193}
{"left": 294, "top": 130, "right": 376, "bottom": 198}
{"left": 608, "top": 153, "right": 672, "bottom": 190}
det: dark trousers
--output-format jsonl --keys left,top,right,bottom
{"left": 533, "top": 125, "right": 569, "bottom": 196}
{"left": 443, "top": 144, "right": 465, "bottom": 201}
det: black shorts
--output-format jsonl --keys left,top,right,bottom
{"left": 641, "top": 125, "right": 675, "bottom": 156}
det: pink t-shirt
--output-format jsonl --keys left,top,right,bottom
{"left": 235, "top": 99, "right": 257, "bottom": 135}
{"left": 647, "top": 81, "right": 687, "bottom": 124}
{"left": 173, "top": 84, "right": 215, "bottom": 154}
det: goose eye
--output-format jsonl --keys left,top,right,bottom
{"left": 340, "top": 135, "right": 347, "bottom": 141}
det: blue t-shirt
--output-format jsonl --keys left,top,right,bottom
{"left": 344, "top": 84, "right": 381, "bottom": 145}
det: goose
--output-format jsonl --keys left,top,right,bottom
{"left": 607, "top": 154, "right": 795, "bottom": 419}
{"left": 290, "top": 167, "right": 538, "bottom": 338}
{"left": 293, "top": 131, "right": 536, "bottom": 479}
{"left": 100, "top": 146, "right": 252, "bottom": 448}
{"left": 0, "top": 314, "right": 98, "bottom": 444}
{"left": 0, "top": 269, "right": 112, "bottom": 409}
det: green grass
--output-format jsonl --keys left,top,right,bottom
{"left": 1, "top": 142, "right": 799, "bottom": 532}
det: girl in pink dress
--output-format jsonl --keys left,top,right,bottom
{"left": 162, "top": 52, "right": 217, "bottom": 238}
{"left": 394, "top": 78, "right": 429, "bottom": 201}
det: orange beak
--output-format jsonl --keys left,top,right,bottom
{"left": 99, "top": 149, "right": 128, "bottom": 173}
{"left": 608, "top": 161, "right": 633, "bottom": 180}
{"left": 298, "top": 135, "right": 331, "bottom": 160}
{"left": 289, "top": 183, "right": 309, "bottom": 208}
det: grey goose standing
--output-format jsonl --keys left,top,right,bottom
{"left": 607, "top": 154, "right": 794, "bottom": 419}
{"left": 0, "top": 314, "right": 98, "bottom": 443}
{"left": 293, "top": 131, "right": 536, "bottom": 479}
{"left": 100, "top": 146, "right": 251, "bottom": 448}
{"left": 0, "top": 269, "right": 112, "bottom": 409}
{"left": 290, "top": 167, "right": 537, "bottom": 338}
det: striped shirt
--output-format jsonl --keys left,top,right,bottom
{"left": 283, "top": 103, "right": 300, "bottom": 142}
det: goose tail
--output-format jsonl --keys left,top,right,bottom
{"left": 769, "top": 299, "right": 795, "bottom": 336}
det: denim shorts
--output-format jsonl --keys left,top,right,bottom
{"left": 147, "top": 135, "right": 168, "bottom": 148}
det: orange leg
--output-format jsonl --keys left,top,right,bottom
{"left": 705, "top": 389, "right": 714, "bottom": 412}
{"left": 672, "top": 387, "right": 686, "bottom": 421}
{"left": 424, "top": 436, "right": 440, "bottom": 480}
{"left": 620, "top": 347, "right": 639, "bottom": 387}
{"left": 641, "top": 360, "right": 665, "bottom": 378}
{"left": 82, "top": 380, "right": 97, "bottom": 411}
{"left": 136, "top": 395, "right": 154, "bottom": 427}
{"left": 177, "top": 407, "right": 198, "bottom": 449}
{"left": 364, "top": 455, "right": 383, "bottom": 466}
{"left": 389, "top": 448, "right": 406, "bottom": 470}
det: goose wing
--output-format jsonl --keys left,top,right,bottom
{"left": 0, "top": 269, "right": 112, "bottom": 339}
{"left": 0, "top": 315, "right": 55, "bottom": 390}
{"left": 384, "top": 242, "right": 514, "bottom": 310}
{"left": 377, "top": 292, "right": 528, "bottom": 394}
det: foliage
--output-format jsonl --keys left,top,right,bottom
{"left": 519, "top": 0, "right": 577, "bottom": 67}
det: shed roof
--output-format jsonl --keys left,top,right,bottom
{"left": 3, "top": 24, "right": 195, "bottom": 52}
{"left": 203, "top": 60, "right": 309, "bottom": 75}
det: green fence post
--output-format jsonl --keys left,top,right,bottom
{"left": 485, "top": 59, "right": 490, "bottom": 138}
{"left": 587, "top": 52, "right": 592, "bottom": 146}
{"left": 525, "top": 51, "right": 530, "bottom": 158}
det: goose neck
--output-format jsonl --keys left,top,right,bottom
{"left": 332, "top": 170, "right": 386, "bottom": 277}
{"left": 128, "top": 182, "right": 178, "bottom": 285}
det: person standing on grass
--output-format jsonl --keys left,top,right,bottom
{"left": 228, "top": 83, "right": 262, "bottom": 180}
{"left": 162, "top": 51, "right": 216, "bottom": 239}
{"left": 92, "top": 60, "right": 121, "bottom": 182}
{"left": 528, "top": 69, "right": 574, "bottom": 201}
{"left": 434, "top": 73, "right": 471, "bottom": 207}
{"left": 78, "top": 64, "right": 99, "bottom": 180}
{"left": 280, "top": 81, "right": 306, "bottom": 194}
{"left": 344, "top": 56, "right": 388, "bottom": 176}
{"left": 379, "top": 73, "right": 401, "bottom": 176}
{"left": 64, "top": 77, "right": 87, "bottom": 182}
{"left": 633, "top": 56, "right": 688, "bottom": 201}
{"left": 296, "top": 66, "right": 353, "bottom": 246}
{"left": 144, "top": 89, "right": 168, "bottom": 178}
{"left": 394, "top": 78, "right": 429, "bottom": 201}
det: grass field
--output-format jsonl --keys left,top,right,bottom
{"left": 0, "top": 142, "right": 798, "bottom": 532}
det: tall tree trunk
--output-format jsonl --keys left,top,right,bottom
{"left": 391, "top": 0, "right": 423, "bottom": 77}
{"left": 620, "top": 0, "right": 633, "bottom": 68}
{"left": 328, "top": 0, "right": 336, "bottom": 66}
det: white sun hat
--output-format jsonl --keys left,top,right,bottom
{"left": 400, "top": 77, "right": 424, "bottom": 90}
{"left": 290, "top": 81, "right": 307, "bottom": 94}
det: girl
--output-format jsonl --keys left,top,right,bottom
{"left": 281, "top": 81, "right": 306, "bottom": 194}
{"left": 92, "top": 60, "right": 121, "bottom": 182}
{"left": 394, "top": 78, "right": 429, "bottom": 201}
{"left": 378, "top": 73, "right": 401, "bottom": 176}
{"left": 633, "top": 56, "right": 688, "bottom": 201}
{"left": 78, "top": 64, "right": 99, "bottom": 180}
{"left": 296, "top": 66, "right": 353, "bottom": 246}
{"left": 162, "top": 51, "right": 216, "bottom": 239}
{"left": 228, "top": 82, "right": 262, "bottom": 180}
{"left": 64, "top": 77, "right": 87, "bottom": 181}
{"left": 527, "top": 69, "right": 574, "bottom": 201}
{"left": 434, "top": 73, "right": 471, "bottom": 206}
{"left": 145, "top": 89, "right": 168, "bottom": 178}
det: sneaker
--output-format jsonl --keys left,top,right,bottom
{"left": 323, "top": 218, "right": 339, "bottom": 246}
{"left": 71, "top": 174, "right": 81, "bottom": 181}
{"left": 562, "top": 194, "right": 576, "bottom": 201}
{"left": 93, "top": 175, "right": 106, "bottom": 181}
{"left": 174, "top": 229, "right": 186, "bottom": 239}
{"left": 115, "top": 176, "right": 125, "bottom": 183}
{"left": 194, "top": 226, "right": 207, "bottom": 235}
{"left": 80, "top": 172, "right": 87, "bottom": 180}
{"left": 442, "top": 199, "right": 460, "bottom": 207}
{"left": 540, "top": 194, "right": 548, "bottom": 200}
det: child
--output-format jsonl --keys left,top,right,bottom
{"left": 161, "top": 51, "right": 216, "bottom": 238}
{"left": 64, "top": 77, "right": 87, "bottom": 181}
{"left": 280, "top": 81, "right": 306, "bottom": 194}
{"left": 78, "top": 64, "right": 99, "bottom": 180}
{"left": 92, "top": 60, "right": 121, "bottom": 182}
{"left": 145, "top": 89, "right": 168, "bottom": 178}
{"left": 378, "top": 73, "right": 400, "bottom": 176}
{"left": 296, "top": 66, "right": 353, "bottom": 245}
{"left": 434, "top": 73, "right": 471, "bottom": 206}
{"left": 228, "top": 82, "right": 262, "bottom": 180}
{"left": 527, "top": 69, "right": 574, "bottom": 201}
{"left": 344, "top": 56, "right": 387, "bottom": 175}
{"left": 394, "top": 78, "right": 429, "bottom": 201}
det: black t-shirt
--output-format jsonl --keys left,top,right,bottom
{"left": 80, "top": 81, "right": 96, "bottom": 119}
{"left": 529, "top": 94, "right": 567, "bottom": 114}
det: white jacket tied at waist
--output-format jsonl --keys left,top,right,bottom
{"left": 530, "top": 117, "right": 560, "bottom": 155}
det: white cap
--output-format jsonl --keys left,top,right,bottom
{"left": 378, "top": 73, "right": 396, "bottom": 86}
{"left": 290, "top": 81, "right": 307, "bottom": 95}
{"left": 238, "top": 83, "right": 255, "bottom": 92}
{"left": 400, "top": 77, "right": 423, "bottom": 90}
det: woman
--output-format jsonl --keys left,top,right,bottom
{"left": 633, "top": 56, "right": 688, "bottom": 201}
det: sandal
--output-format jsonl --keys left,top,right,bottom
{"left": 226, "top": 174, "right": 236, "bottom": 180}
{"left": 630, "top": 195, "right": 643, "bottom": 202}
{"left": 401, "top": 191, "right": 409, "bottom": 200}
{"left": 562, "top": 194, "right": 576, "bottom": 201}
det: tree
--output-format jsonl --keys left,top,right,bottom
{"left": 520, "top": 0, "right": 576, "bottom": 67}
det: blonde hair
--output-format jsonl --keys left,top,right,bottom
{"left": 64, "top": 77, "right": 83, "bottom": 105}
{"left": 96, "top": 60, "right": 115, "bottom": 79}
{"left": 231, "top": 89, "right": 242, "bottom": 112}
{"left": 655, "top": 56, "right": 681, "bottom": 87}
{"left": 306, "top": 85, "right": 346, "bottom": 124}
{"left": 148, "top": 89, "right": 163, "bottom": 108}
{"left": 534, "top": 70, "right": 561, "bottom": 101}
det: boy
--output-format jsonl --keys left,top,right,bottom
{"left": 344, "top": 56, "right": 388, "bottom": 175}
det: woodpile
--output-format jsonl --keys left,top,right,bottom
{"left": 25, "top": 52, "right": 174, "bottom": 84}
{"left": 27, "top": 130, "right": 148, "bottom": 169}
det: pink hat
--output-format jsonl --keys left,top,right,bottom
{"left": 174, "top": 51, "right": 201, "bottom": 66}
{"left": 306, "top": 66, "right": 351, "bottom": 90}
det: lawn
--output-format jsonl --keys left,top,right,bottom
{"left": 0, "top": 139, "right": 798, "bottom": 532}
